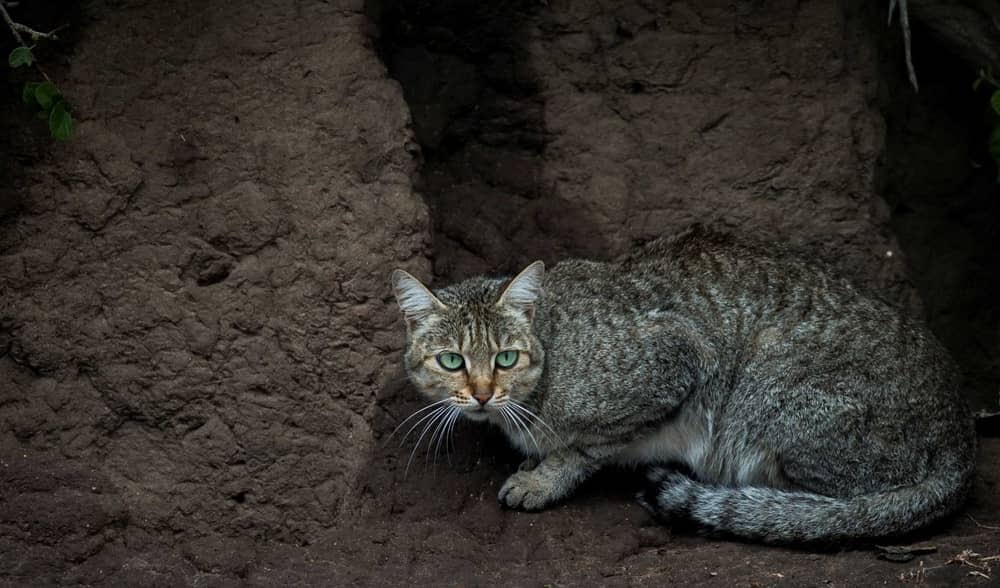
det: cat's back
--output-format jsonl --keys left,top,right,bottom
{"left": 539, "top": 225, "right": 878, "bottom": 354}
{"left": 621, "top": 226, "right": 842, "bottom": 297}
{"left": 625, "top": 228, "right": 970, "bottom": 439}
{"left": 546, "top": 227, "right": 967, "bottom": 415}
{"left": 620, "top": 226, "right": 916, "bottom": 336}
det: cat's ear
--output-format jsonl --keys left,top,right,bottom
{"left": 497, "top": 260, "right": 544, "bottom": 320}
{"left": 390, "top": 269, "right": 446, "bottom": 325}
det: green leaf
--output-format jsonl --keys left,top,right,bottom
{"left": 992, "top": 90, "right": 1000, "bottom": 116}
{"left": 22, "top": 81, "right": 41, "bottom": 106}
{"left": 34, "top": 81, "right": 61, "bottom": 111}
{"left": 974, "top": 78, "right": 983, "bottom": 91}
{"left": 8, "top": 46, "right": 33, "bottom": 68}
{"left": 48, "top": 101, "right": 73, "bottom": 140}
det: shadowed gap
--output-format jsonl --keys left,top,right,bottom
{"left": 880, "top": 22, "right": 1000, "bottom": 413}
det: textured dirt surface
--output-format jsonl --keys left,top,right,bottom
{"left": 1, "top": 0, "right": 997, "bottom": 586}
{"left": 379, "top": 0, "right": 913, "bottom": 302}
{"left": 1, "top": 0, "right": 430, "bottom": 579}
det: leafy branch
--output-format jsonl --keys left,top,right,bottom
{"left": 974, "top": 67, "right": 1000, "bottom": 182}
{"left": 1, "top": 1, "right": 73, "bottom": 140}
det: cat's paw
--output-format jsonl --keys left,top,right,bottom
{"left": 498, "top": 469, "right": 559, "bottom": 511}
{"left": 517, "top": 457, "right": 539, "bottom": 472}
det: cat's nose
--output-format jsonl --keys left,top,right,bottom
{"left": 471, "top": 376, "right": 493, "bottom": 405}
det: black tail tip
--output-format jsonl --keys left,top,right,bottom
{"left": 636, "top": 485, "right": 661, "bottom": 518}
{"left": 638, "top": 463, "right": 698, "bottom": 522}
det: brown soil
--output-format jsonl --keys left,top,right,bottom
{"left": 1, "top": 0, "right": 997, "bottom": 586}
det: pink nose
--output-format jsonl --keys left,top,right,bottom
{"left": 473, "top": 388, "right": 493, "bottom": 405}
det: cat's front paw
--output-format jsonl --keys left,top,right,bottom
{"left": 498, "top": 469, "right": 560, "bottom": 511}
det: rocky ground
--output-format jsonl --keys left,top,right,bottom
{"left": 1, "top": 0, "right": 997, "bottom": 585}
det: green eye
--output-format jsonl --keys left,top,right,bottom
{"left": 436, "top": 352, "right": 464, "bottom": 371}
{"left": 495, "top": 350, "right": 519, "bottom": 369}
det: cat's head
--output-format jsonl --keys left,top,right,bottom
{"left": 390, "top": 262, "right": 545, "bottom": 422}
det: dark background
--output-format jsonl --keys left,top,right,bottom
{"left": 1, "top": 0, "right": 998, "bottom": 585}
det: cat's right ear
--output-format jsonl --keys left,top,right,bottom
{"left": 497, "top": 260, "right": 544, "bottom": 320}
{"left": 390, "top": 269, "right": 446, "bottom": 325}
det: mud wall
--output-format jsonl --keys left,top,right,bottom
{"left": 1, "top": 0, "right": 429, "bottom": 578}
{"left": 374, "top": 0, "right": 914, "bottom": 311}
{"left": 0, "top": 0, "right": 991, "bottom": 585}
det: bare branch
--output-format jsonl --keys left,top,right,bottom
{"left": 0, "top": 0, "right": 28, "bottom": 45}
{"left": 889, "top": 0, "right": 920, "bottom": 91}
{"left": 11, "top": 21, "right": 65, "bottom": 41}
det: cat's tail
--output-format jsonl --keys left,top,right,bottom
{"left": 639, "top": 459, "right": 974, "bottom": 543}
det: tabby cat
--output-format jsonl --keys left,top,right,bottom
{"left": 390, "top": 228, "right": 975, "bottom": 543}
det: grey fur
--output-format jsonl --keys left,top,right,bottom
{"left": 391, "top": 227, "right": 976, "bottom": 543}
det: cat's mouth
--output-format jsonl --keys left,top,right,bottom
{"left": 455, "top": 398, "right": 500, "bottom": 420}
{"left": 457, "top": 399, "right": 520, "bottom": 425}
{"left": 461, "top": 409, "right": 491, "bottom": 421}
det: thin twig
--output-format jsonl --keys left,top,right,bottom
{"left": 0, "top": 2, "right": 52, "bottom": 82}
{"left": 11, "top": 21, "right": 65, "bottom": 41}
{"left": 888, "top": 0, "right": 919, "bottom": 92}
{"left": 0, "top": 0, "right": 27, "bottom": 45}
{"left": 968, "top": 514, "right": 1000, "bottom": 531}
{"left": 899, "top": 0, "right": 918, "bottom": 91}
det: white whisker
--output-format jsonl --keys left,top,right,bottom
{"left": 509, "top": 407, "right": 531, "bottom": 452}
{"left": 427, "top": 406, "right": 457, "bottom": 468}
{"left": 405, "top": 406, "right": 451, "bottom": 477}
{"left": 386, "top": 397, "right": 453, "bottom": 444}
{"left": 425, "top": 411, "right": 445, "bottom": 469}
{"left": 434, "top": 407, "right": 461, "bottom": 468}
{"left": 510, "top": 399, "right": 563, "bottom": 446}
{"left": 497, "top": 405, "right": 522, "bottom": 447}
{"left": 444, "top": 408, "right": 460, "bottom": 464}
{"left": 505, "top": 404, "right": 542, "bottom": 455}
{"left": 394, "top": 398, "right": 451, "bottom": 447}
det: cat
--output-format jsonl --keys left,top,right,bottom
{"left": 389, "top": 227, "right": 976, "bottom": 543}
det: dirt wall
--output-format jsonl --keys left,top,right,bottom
{"left": 376, "top": 0, "right": 915, "bottom": 313}
{"left": 1, "top": 0, "right": 995, "bottom": 585}
{"left": 1, "top": 0, "right": 429, "bottom": 578}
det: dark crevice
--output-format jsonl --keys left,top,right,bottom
{"left": 366, "top": 0, "right": 613, "bottom": 283}
{"left": 879, "top": 23, "right": 1000, "bottom": 412}
{"left": 367, "top": 0, "right": 544, "bottom": 282}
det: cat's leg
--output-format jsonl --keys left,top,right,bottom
{"left": 498, "top": 446, "right": 615, "bottom": 510}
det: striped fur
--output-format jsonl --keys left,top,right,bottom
{"left": 391, "top": 227, "right": 976, "bottom": 543}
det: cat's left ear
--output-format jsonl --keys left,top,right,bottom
{"left": 497, "top": 260, "right": 544, "bottom": 320}
{"left": 391, "top": 269, "right": 446, "bottom": 326}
